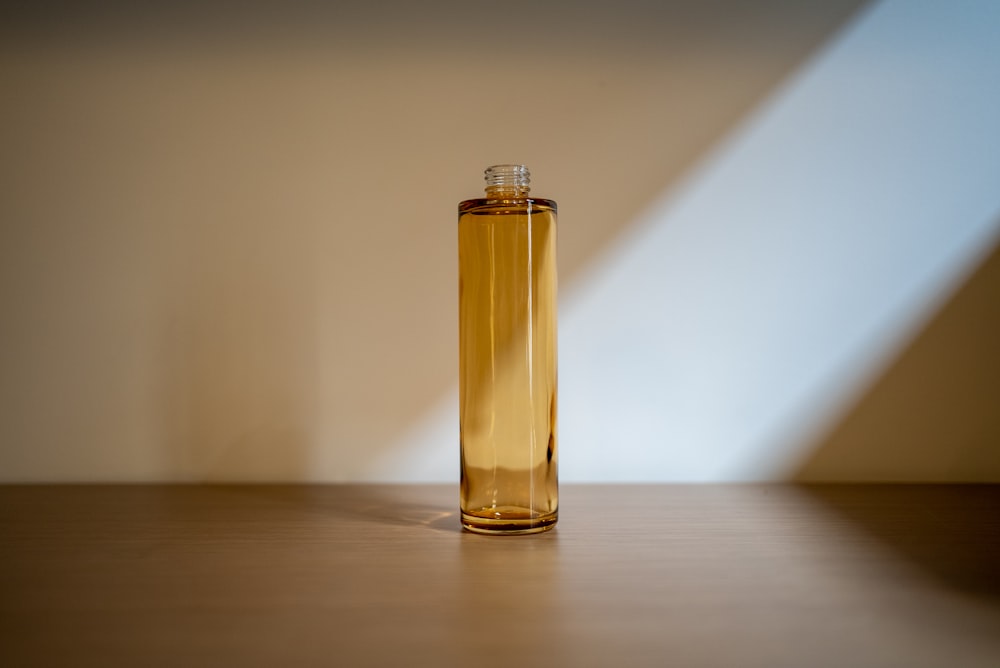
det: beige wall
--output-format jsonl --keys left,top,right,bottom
{"left": 6, "top": 1, "right": 996, "bottom": 482}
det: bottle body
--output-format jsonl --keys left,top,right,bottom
{"left": 458, "top": 173, "right": 558, "bottom": 535}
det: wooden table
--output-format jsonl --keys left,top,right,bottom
{"left": 2, "top": 485, "right": 999, "bottom": 667}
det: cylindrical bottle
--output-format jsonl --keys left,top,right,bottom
{"left": 458, "top": 164, "right": 558, "bottom": 534}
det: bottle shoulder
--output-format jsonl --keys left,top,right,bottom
{"left": 458, "top": 197, "right": 557, "bottom": 215}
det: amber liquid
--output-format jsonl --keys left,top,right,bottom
{"left": 458, "top": 196, "right": 558, "bottom": 534}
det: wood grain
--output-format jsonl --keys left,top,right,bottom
{"left": 1, "top": 485, "right": 999, "bottom": 667}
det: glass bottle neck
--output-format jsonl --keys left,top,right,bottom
{"left": 484, "top": 164, "right": 531, "bottom": 198}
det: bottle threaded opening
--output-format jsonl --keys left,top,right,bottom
{"left": 485, "top": 164, "right": 530, "bottom": 195}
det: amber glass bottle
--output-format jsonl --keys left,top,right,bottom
{"left": 458, "top": 164, "right": 558, "bottom": 534}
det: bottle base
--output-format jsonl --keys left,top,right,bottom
{"left": 460, "top": 508, "right": 558, "bottom": 535}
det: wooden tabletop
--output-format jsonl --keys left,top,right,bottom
{"left": 2, "top": 484, "right": 999, "bottom": 667}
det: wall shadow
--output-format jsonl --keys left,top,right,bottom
{"left": 793, "top": 238, "right": 1000, "bottom": 482}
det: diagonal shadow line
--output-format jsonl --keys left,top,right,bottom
{"left": 793, "top": 234, "right": 1000, "bottom": 483}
